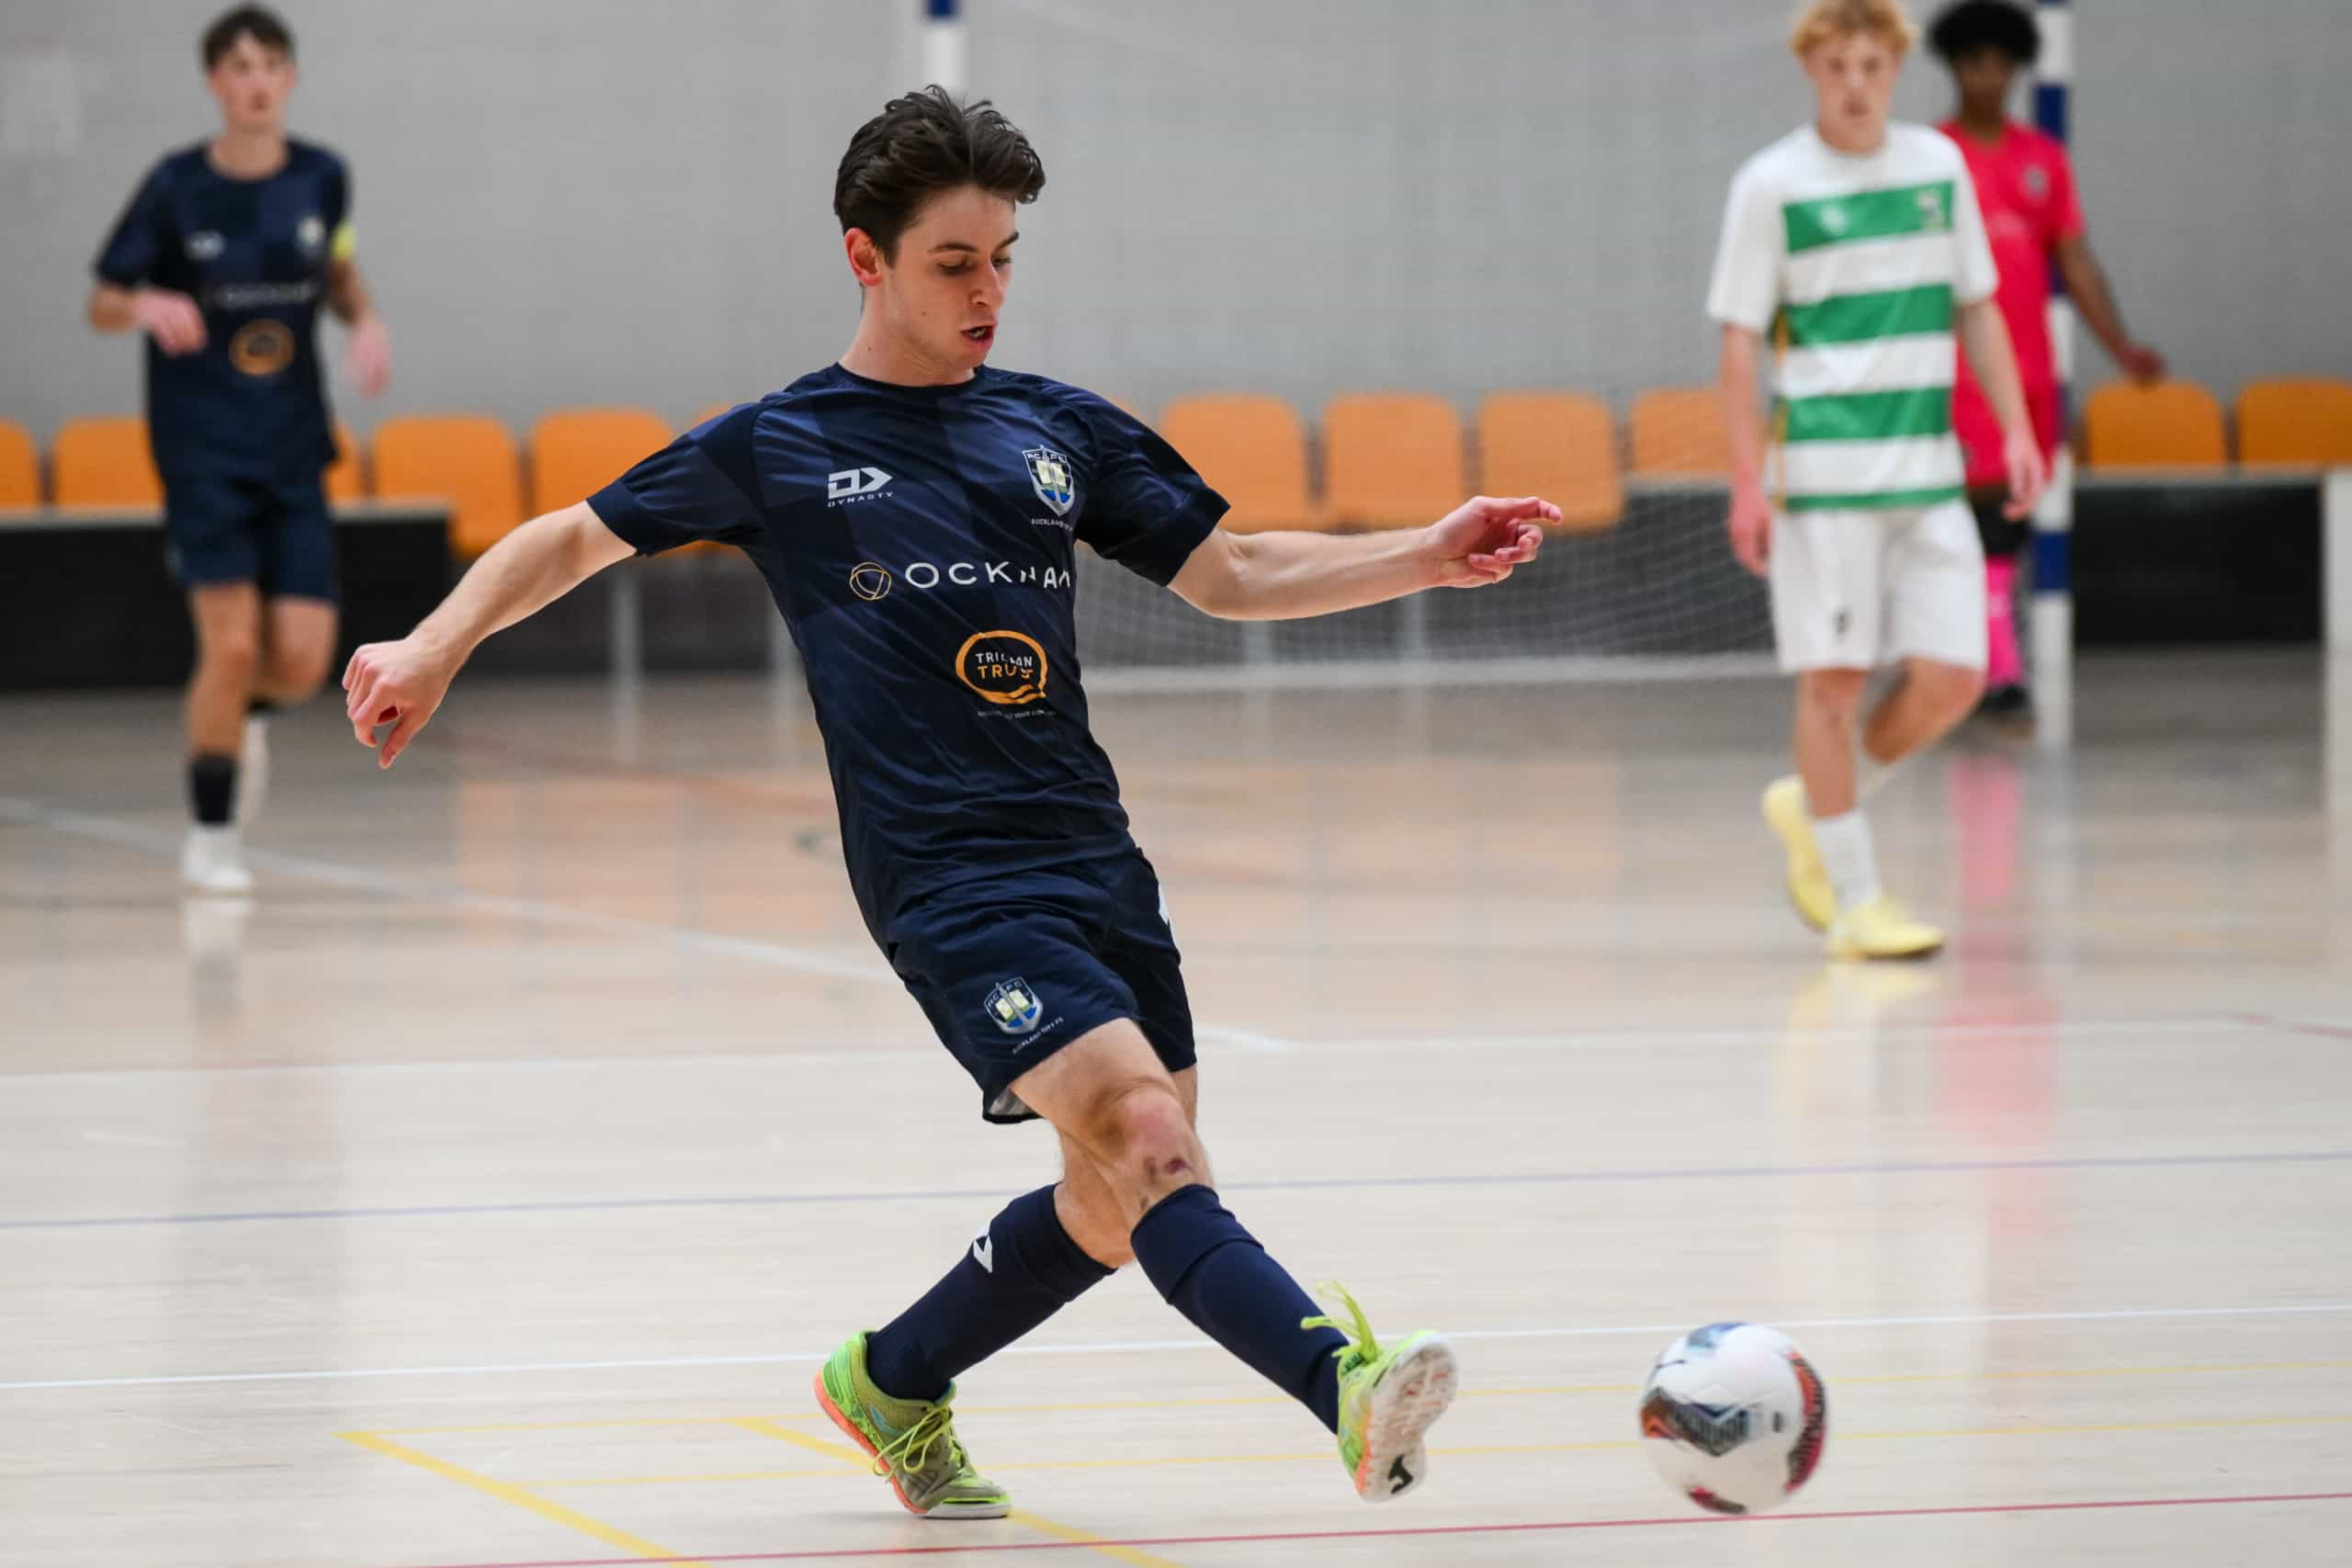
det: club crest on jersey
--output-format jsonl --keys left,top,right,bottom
{"left": 2022, "top": 164, "right": 2050, "bottom": 201}
{"left": 297, "top": 214, "right": 327, "bottom": 256}
{"left": 187, "top": 231, "right": 226, "bottom": 262}
{"left": 985, "top": 977, "right": 1044, "bottom": 1035}
{"left": 1916, "top": 187, "right": 1948, "bottom": 230}
{"left": 1023, "top": 446, "right": 1076, "bottom": 516}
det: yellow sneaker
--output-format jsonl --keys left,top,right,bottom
{"left": 1826, "top": 896, "right": 1944, "bottom": 962}
{"left": 1761, "top": 777, "right": 1835, "bottom": 932}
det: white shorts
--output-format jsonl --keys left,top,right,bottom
{"left": 1770, "top": 500, "right": 1987, "bottom": 673}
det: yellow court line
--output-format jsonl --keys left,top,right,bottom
{"left": 363, "top": 1357, "right": 2352, "bottom": 1436}
{"left": 523, "top": 1410, "right": 2352, "bottom": 1489}
{"left": 338, "top": 1430, "right": 710, "bottom": 1568}
{"left": 732, "top": 1416, "right": 1185, "bottom": 1568}
{"left": 729, "top": 1416, "right": 868, "bottom": 1467}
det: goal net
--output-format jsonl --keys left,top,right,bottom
{"left": 971, "top": 0, "right": 1805, "bottom": 691}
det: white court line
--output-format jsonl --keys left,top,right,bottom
{"left": 7, "top": 1302, "right": 2351, "bottom": 1394}
{"left": 0, "top": 1016, "right": 2293, "bottom": 1089}
{"left": 0, "top": 795, "right": 885, "bottom": 985}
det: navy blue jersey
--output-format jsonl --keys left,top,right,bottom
{"left": 589, "top": 364, "right": 1227, "bottom": 931}
{"left": 93, "top": 141, "right": 350, "bottom": 479}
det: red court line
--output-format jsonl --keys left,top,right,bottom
{"left": 376, "top": 1489, "right": 2352, "bottom": 1568}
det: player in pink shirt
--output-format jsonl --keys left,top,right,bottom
{"left": 1931, "top": 0, "right": 2165, "bottom": 717}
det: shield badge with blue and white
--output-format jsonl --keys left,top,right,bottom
{"left": 1023, "top": 447, "right": 1076, "bottom": 516}
{"left": 985, "top": 977, "right": 1044, "bottom": 1035}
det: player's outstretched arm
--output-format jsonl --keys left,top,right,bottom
{"left": 343, "top": 501, "right": 634, "bottom": 767}
{"left": 1169, "top": 495, "right": 1553, "bottom": 623}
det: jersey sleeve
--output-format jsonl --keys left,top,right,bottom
{"left": 1067, "top": 390, "right": 1228, "bottom": 586}
{"left": 586, "top": 405, "right": 766, "bottom": 554}
{"left": 1950, "top": 156, "right": 2001, "bottom": 306}
{"left": 93, "top": 161, "right": 175, "bottom": 288}
{"left": 1705, "top": 162, "right": 1782, "bottom": 333}
{"left": 2044, "top": 142, "right": 2086, "bottom": 247}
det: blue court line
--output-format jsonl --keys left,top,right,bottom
{"left": 6, "top": 1148, "right": 2349, "bottom": 1234}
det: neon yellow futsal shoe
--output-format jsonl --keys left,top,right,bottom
{"left": 1826, "top": 895, "right": 1946, "bottom": 962}
{"left": 1305, "top": 1284, "right": 1459, "bottom": 1504}
{"left": 1763, "top": 776, "right": 1836, "bottom": 932}
{"left": 814, "top": 1333, "right": 1011, "bottom": 1519}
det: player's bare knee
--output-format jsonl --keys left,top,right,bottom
{"left": 266, "top": 644, "right": 333, "bottom": 702}
{"left": 1911, "top": 660, "right": 1984, "bottom": 722}
{"left": 1797, "top": 671, "right": 1865, "bottom": 730}
{"left": 201, "top": 627, "right": 261, "bottom": 684}
{"left": 1092, "top": 1081, "right": 1203, "bottom": 1199}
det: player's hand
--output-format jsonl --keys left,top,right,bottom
{"left": 1423, "top": 495, "right": 1554, "bottom": 588}
{"left": 2000, "top": 427, "right": 2050, "bottom": 521}
{"left": 342, "top": 635, "right": 457, "bottom": 769}
{"left": 2118, "top": 342, "right": 2166, "bottom": 384}
{"left": 345, "top": 314, "right": 391, "bottom": 398}
{"left": 130, "top": 288, "right": 207, "bottom": 355}
{"left": 1725, "top": 483, "right": 1773, "bottom": 577}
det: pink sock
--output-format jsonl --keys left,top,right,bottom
{"left": 1985, "top": 558, "right": 2023, "bottom": 687}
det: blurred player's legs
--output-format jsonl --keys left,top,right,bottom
{"left": 1768, "top": 503, "right": 1986, "bottom": 959}
{"left": 173, "top": 475, "right": 339, "bottom": 894}
{"left": 1973, "top": 488, "right": 2030, "bottom": 717}
{"left": 183, "top": 583, "right": 261, "bottom": 895}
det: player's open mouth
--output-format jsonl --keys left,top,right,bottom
{"left": 964, "top": 325, "right": 995, "bottom": 345}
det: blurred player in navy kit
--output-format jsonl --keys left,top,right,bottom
{"left": 342, "top": 88, "right": 1554, "bottom": 1518}
{"left": 88, "top": 6, "right": 390, "bottom": 894}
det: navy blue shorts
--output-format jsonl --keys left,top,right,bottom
{"left": 884, "top": 851, "right": 1196, "bottom": 1124}
{"left": 163, "top": 470, "right": 338, "bottom": 602}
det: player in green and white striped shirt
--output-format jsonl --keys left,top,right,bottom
{"left": 1708, "top": 0, "right": 2046, "bottom": 961}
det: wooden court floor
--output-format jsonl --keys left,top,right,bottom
{"left": 3, "top": 650, "right": 2349, "bottom": 1566}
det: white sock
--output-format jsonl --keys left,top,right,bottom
{"left": 1858, "top": 753, "right": 1897, "bottom": 801}
{"left": 1810, "top": 809, "right": 1881, "bottom": 912}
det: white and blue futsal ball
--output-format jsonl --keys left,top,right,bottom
{"left": 1638, "top": 1322, "right": 1828, "bottom": 1515}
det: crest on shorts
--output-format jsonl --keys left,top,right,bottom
{"left": 985, "top": 977, "right": 1044, "bottom": 1035}
{"left": 1023, "top": 446, "right": 1076, "bottom": 516}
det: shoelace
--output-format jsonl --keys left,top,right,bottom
{"left": 1300, "top": 1280, "right": 1382, "bottom": 1368}
{"left": 873, "top": 1403, "right": 968, "bottom": 1483}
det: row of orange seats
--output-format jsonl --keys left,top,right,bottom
{"left": 9, "top": 377, "right": 2348, "bottom": 557}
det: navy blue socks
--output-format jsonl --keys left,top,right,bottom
{"left": 188, "top": 753, "right": 236, "bottom": 826}
{"left": 1130, "top": 1184, "right": 1346, "bottom": 1432}
{"left": 864, "top": 1183, "right": 1113, "bottom": 1404}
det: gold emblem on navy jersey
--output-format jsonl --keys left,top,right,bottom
{"left": 1023, "top": 446, "right": 1076, "bottom": 516}
{"left": 848, "top": 562, "right": 893, "bottom": 602}
{"left": 228, "top": 320, "right": 296, "bottom": 377}
{"left": 956, "top": 630, "right": 1049, "bottom": 706}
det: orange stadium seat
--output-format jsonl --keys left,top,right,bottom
{"left": 1159, "top": 394, "right": 1321, "bottom": 534}
{"left": 0, "top": 419, "right": 39, "bottom": 507}
{"left": 1629, "top": 387, "right": 1730, "bottom": 477}
{"left": 325, "top": 422, "right": 366, "bottom": 503}
{"left": 529, "top": 407, "right": 673, "bottom": 517}
{"left": 2235, "top": 377, "right": 2352, "bottom": 467}
{"left": 374, "top": 414, "right": 526, "bottom": 558}
{"left": 1321, "top": 393, "right": 1465, "bottom": 530}
{"left": 1476, "top": 392, "right": 1623, "bottom": 532}
{"left": 51, "top": 416, "right": 162, "bottom": 507}
{"left": 2080, "top": 379, "right": 2227, "bottom": 468}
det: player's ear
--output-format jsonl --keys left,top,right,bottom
{"left": 843, "top": 228, "right": 888, "bottom": 289}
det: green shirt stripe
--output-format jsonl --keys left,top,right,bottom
{"left": 1778, "top": 387, "right": 1952, "bottom": 445}
{"left": 1780, "top": 284, "right": 1954, "bottom": 347}
{"left": 1783, "top": 484, "right": 1966, "bottom": 513}
{"left": 1782, "top": 182, "right": 1956, "bottom": 254}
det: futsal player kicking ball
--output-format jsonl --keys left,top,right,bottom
{"left": 88, "top": 5, "right": 392, "bottom": 896}
{"left": 1711, "top": 0, "right": 2046, "bottom": 961}
{"left": 1930, "top": 0, "right": 2165, "bottom": 719}
{"left": 344, "top": 87, "right": 1550, "bottom": 1516}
